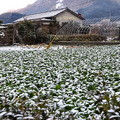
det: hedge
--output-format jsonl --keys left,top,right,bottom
{"left": 50, "top": 34, "right": 107, "bottom": 42}
{"left": 53, "top": 41, "right": 120, "bottom": 46}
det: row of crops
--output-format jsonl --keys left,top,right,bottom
{"left": 0, "top": 45, "right": 120, "bottom": 120}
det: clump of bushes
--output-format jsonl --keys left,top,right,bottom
{"left": 18, "top": 20, "right": 36, "bottom": 44}
{"left": 17, "top": 20, "right": 49, "bottom": 44}
{"left": 50, "top": 34, "right": 106, "bottom": 42}
{"left": 0, "top": 25, "right": 13, "bottom": 45}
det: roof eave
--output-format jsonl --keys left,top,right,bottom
{"left": 54, "top": 8, "right": 85, "bottom": 20}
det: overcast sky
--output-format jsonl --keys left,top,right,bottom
{"left": 0, "top": 0, "right": 37, "bottom": 14}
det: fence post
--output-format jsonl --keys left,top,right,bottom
{"left": 118, "top": 27, "right": 120, "bottom": 41}
{"left": 89, "top": 26, "right": 92, "bottom": 35}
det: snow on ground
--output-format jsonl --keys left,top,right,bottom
{"left": 0, "top": 45, "right": 66, "bottom": 51}
{"left": 0, "top": 46, "right": 36, "bottom": 51}
{"left": 0, "top": 45, "right": 119, "bottom": 119}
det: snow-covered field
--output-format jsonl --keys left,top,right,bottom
{"left": 0, "top": 45, "right": 120, "bottom": 120}
{"left": 0, "top": 45, "right": 65, "bottom": 51}
{"left": 0, "top": 46, "right": 36, "bottom": 51}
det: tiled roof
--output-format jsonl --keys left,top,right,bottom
{"left": 15, "top": 8, "right": 66, "bottom": 22}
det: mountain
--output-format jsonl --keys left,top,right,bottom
{"left": 17, "top": 0, "right": 90, "bottom": 15}
{"left": 1, "top": 0, "right": 120, "bottom": 23}
{"left": 18, "top": 0, "right": 57, "bottom": 15}
{"left": 0, "top": 12, "right": 25, "bottom": 24}
{"left": 17, "top": 0, "right": 120, "bottom": 19}
{"left": 77, "top": 0, "right": 120, "bottom": 19}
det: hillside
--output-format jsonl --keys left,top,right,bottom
{"left": 77, "top": 0, "right": 120, "bottom": 19}
{"left": 17, "top": 0, "right": 120, "bottom": 19}
{"left": 0, "top": 0, "right": 120, "bottom": 23}
{"left": 18, "top": 0, "right": 57, "bottom": 15}
{"left": 0, "top": 12, "right": 25, "bottom": 24}
{"left": 18, "top": 0, "right": 91, "bottom": 15}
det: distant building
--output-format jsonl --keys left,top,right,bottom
{"left": 14, "top": 7, "right": 84, "bottom": 26}
{"left": 12, "top": 8, "right": 85, "bottom": 44}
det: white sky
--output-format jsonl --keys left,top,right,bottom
{"left": 0, "top": 0, "right": 37, "bottom": 14}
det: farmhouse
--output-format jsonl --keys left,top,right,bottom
{"left": 14, "top": 8, "right": 84, "bottom": 35}
{"left": 14, "top": 7, "right": 84, "bottom": 33}
{"left": 15, "top": 7, "right": 84, "bottom": 25}
{"left": 12, "top": 7, "right": 85, "bottom": 44}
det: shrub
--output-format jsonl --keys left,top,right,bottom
{"left": 18, "top": 20, "right": 36, "bottom": 44}
{"left": 0, "top": 25, "right": 13, "bottom": 45}
{"left": 35, "top": 29, "right": 49, "bottom": 44}
{"left": 17, "top": 20, "right": 49, "bottom": 44}
{"left": 0, "top": 20, "right": 3, "bottom": 24}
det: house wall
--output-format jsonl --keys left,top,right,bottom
{"left": 56, "top": 11, "right": 83, "bottom": 26}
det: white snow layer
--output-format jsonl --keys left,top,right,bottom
{"left": 56, "top": 0, "right": 64, "bottom": 9}
{"left": 0, "top": 46, "right": 37, "bottom": 51}
{"left": 0, "top": 45, "right": 65, "bottom": 51}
